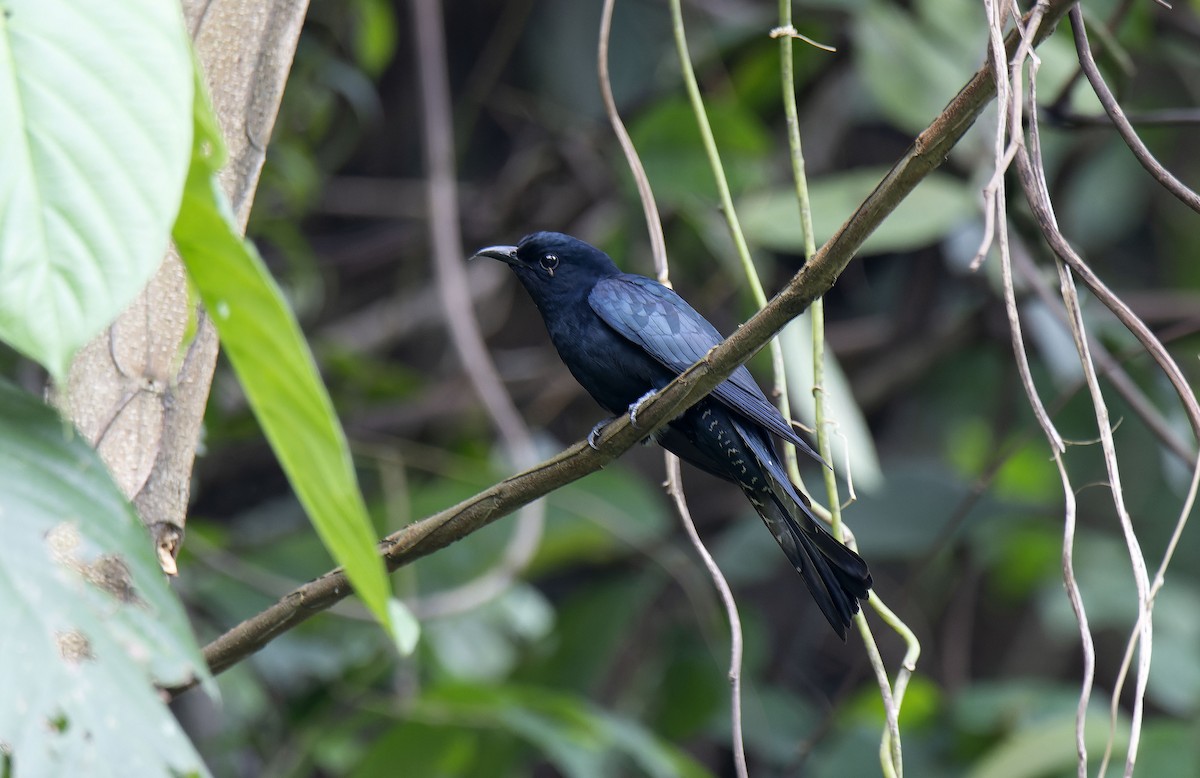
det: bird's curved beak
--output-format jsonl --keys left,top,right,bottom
{"left": 471, "top": 245, "right": 520, "bottom": 265}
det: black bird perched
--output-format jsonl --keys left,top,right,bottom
{"left": 475, "top": 232, "right": 872, "bottom": 637}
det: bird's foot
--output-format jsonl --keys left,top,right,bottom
{"left": 628, "top": 390, "right": 657, "bottom": 428}
{"left": 587, "top": 418, "right": 614, "bottom": 450}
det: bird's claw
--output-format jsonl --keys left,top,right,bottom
{"left": 628, "top": 389, "right": 657, "bottom": 428}
{"left": 587, "top": 418, "right": 613, "bottom": 450}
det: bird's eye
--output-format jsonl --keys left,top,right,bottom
{"left": 540, "top": 253, "right": 559, "bottom": 277}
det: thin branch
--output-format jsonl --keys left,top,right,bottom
{"left": 1016, "top": 89, "right": 1162, "bottom": 778}
{"left": 668, "top": 0, "right": 805, "bottom": 496}
{"left": 598, "top": 0, "right": 667, "bottom": 279}
{"left": 411, "top": 0, "right": 545, "bottom": 618}
{"left": 1100, "top": 437, "right": 1200, "bottom": 777}
{"left": 1054, "top": 449, "right": 1095, "bottom": 778}
{"left": 982, "top": 0, "right": 1065, "bottom": 453}
{"left": 665, "top": 456, "right": 747, "bottom": 778}
{"left": 982, "top": 9, "right": 1105, "bottom": 772}
{"left": 1043, "top": 106, "right": 1200, "bottom": 129}
{"left": 1010, "top": 241, "right": 1196, "bottom": 464}
{"left": 600, "top": 1, "right": 746, "bottom": 772}
{"left": 1014, "top": 151, "right": 1200, "bottom": 445}
{"left": 775, "top": 0, "right": 826, "bottom": 490}
{"left": 1068, "top": 6, "right": 1200, "bottom": 215}
{"left": 1060, "top": 257, "right": 1152, "bottom": 778}
{"left": 165, "top": 0, "right": 1078, "bottom": 694}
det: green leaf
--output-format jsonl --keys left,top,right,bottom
{"left": 739, "top": 170, "right": 977, "bottom": 257}
{"left": 388, "top": 597, "right": 421, "bottom": 655}
{"left": 630, "top": 97, "right": 770, "bottom": 207}
{"left": 1137, "top": 720, "right": 1200, "bottom": 778}
{"left": 351, "top": 0, "right": 398, "bottom": 77}
{"left": 0, "top": 380, "right": 209, "bottom": 776}
{"left": 0, "top": 0, "right": 193, "bottom": 380}
{"left": 414, "top": 683, "right": 712, "bottom": 778}
{"left": 172, "top": 66, "right": 408, "bottom": 647}
{"left": 779, "top": 313, "right": 884, "bottom": 492}
{"left": 854, "top": 0, "right": 983, "bottom": 136}
{"left": 352, "top": 722, "right": 479, "bottom": 778}
{"left": 531, "top": 465, "right": 671, "bottom": 574}
{"left": 425, "top": 585, "right": 555, "bottom": 681}
{"left": 966, "top": 712, "right": 1129, "bottom": 778}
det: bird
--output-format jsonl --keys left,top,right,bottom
{"left": 474, "top": 231, "right": 871, "bottom": 638}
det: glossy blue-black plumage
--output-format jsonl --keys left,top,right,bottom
{"left": 478, "top": 232, "right": 871, "bottom": 636}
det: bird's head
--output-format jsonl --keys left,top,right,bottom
{"left": 472, "top": 232, "right": 621, "bottom": 296}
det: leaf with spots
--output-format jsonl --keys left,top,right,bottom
{"left": 0, "top": 379, "right": 210, "bottom": 776}
{"left": 0, "top": 0, "right": 193, "bottom": 381}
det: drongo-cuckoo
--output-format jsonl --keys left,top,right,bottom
{"left": 476, "top": 232, "right": 871, "bottom": 637}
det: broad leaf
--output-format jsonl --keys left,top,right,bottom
{"left": 854, "top": 0, "right": 981, "bottom": 137}
{"left": 404, "top": 683, "right": 712, "bottom": 778}
{"left": 739, "top": 170, "right": 977, "bottom": 257}
{"left": 966, "top": 713, "right": 1129, "bottom": 778}
{"left": 0, "top": 0, "right": 192, "bottom": 380}
{"left": 172, "top": 68, "right": 412, "bottom": 649}
{"left": 0, "top": 380, "right": 209, "bottom": 776}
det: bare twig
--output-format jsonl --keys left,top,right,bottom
{"left": 1010, "top": 242, "right": 1196, "bottom": 464}
{"left": 598, "top": 0, "right": 667, "bottom": 279}
{"left": 1060, "top": 260, "right": 1152, "bottom": 778}
{"left": 668, "top": 0, "right": 806, "bottom": 497}
{"left": 666, "top": 457, "right": 747, "bottom": 777}
{"left": 411, "top": 0, "right": 544, "bottom": 618}
{"left": 1054, "top": 449, "right": 1095, "bottom": 778}
{"left": 778, "top": 1, "right": 916, "bottom": 771}
{"left": 981, "top": 0, "right": 1065, "bottom": 452}
{"left": 165, "top": 0, "right": 1078, "bottom": 693}
{"left": 600, "top": 1, "right": 746, "bottom": 772}
{"left": 979, "top": 9, "right": 1111, "bottom": 772}
{"left": 1016, "top": 76, "right": 1179, "bottom": 776}
{"left": 1068, "top": 6, "right": 1200, "bottom": 215}
{"left": 1100, "top": 439, "right": 1200, "bottom": 777}
{"left": 1044, "top": 106, "right": 1200, "bottom": 129}
{"left": 1015, "top": 153, "right": 1200, "bottom": 443}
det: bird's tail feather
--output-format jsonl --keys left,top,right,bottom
{"left": 734, "top": 420, "right": 872, "bottom": 638}
{"left": 761, "top": 495, "right": 869, "bottom": 639}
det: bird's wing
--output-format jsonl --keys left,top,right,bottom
{"left": 589, "top": 275, "right": 815, "bottom": 454}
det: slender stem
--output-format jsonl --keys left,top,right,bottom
{"left": 1069, "top": 6, "right": 1200, "bottom": 214}
{"left": 600, "top": 2, "right": 746, "bottom": 772}
{"left": 666, "top": 457, "right": 748, "bottom": 778}
{"left": 411, "top": 0, "right": 544, "bottom": 618}
{"left": 776, "top": 4, "right": 913, "bottom": 774}
{"left": 668, "top": 0, "right": 806, "bottom": 496}
{"left": 598, "top": 0, "right": 667, "bottom": 277}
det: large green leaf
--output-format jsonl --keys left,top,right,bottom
{"left": 739, "top": 169, "right": 977, "bottom": 257}
{"left": 0, "top": 380, "right": 209, "bottom": 776}
{"left": 0, "top": 0, "right": 192, "bottom": 380}
{"left": 854, "top": 0, "right": 981, "bottom": 137}
{"left": 403, "top": 683, "right": 713, "bottom": 778}
{"left": 966, "top": 713, "right": 1129, "bottom": 778}
{"left": 172, "top": 70, "right": 413, "bottom": 651}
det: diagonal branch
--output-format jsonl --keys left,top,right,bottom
{"left": 1068, "top": 6, "right": 1200, "bottom": 215}
{"left": 166, "top": 0, "right": 1077, "bottom": 695}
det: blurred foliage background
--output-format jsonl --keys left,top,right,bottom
{"left": 168, "top": 0, "right": 1200, "bottom": 775}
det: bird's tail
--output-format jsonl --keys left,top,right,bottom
{"left": 735, "top": 423, "right": 872, "bottom": 639}
{"left": 751, "top": 490, "right": 871, "bottom": 638}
